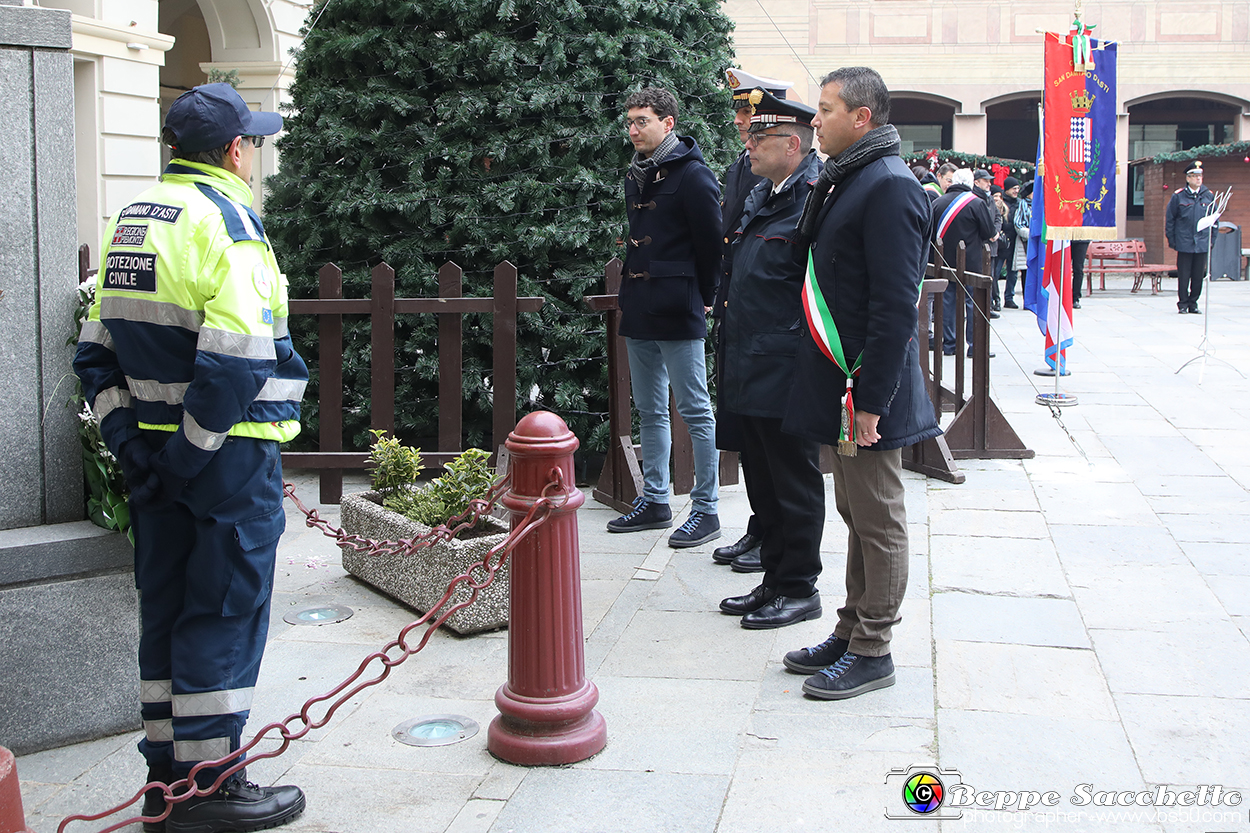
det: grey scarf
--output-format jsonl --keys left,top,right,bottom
{"left": 629, "top": 130, "right": 680, "bottom": 185}
{"left": 795, "top": 124, "right": 901, "bottom": 245}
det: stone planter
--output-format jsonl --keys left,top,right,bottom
{"left": 339, "top": 490, "right": 510, "bottom": 635}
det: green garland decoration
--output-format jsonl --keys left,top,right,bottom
{"left": 902, "top": 150, "right": 1035, "bottom": 180}
{"left": 1149, "top": 140, "right": 1250, "bottom": 166}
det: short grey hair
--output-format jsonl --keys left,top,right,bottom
{"left": 819, "top": 67, "right": 891, "bottom": 127}
{"left": 774, "top": 122, "right": 815, "bottom": 155}
{"left": 951, "top": 168, "right": 974, "bottom": 188}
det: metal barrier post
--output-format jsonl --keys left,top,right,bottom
{"left": 0, "top": 747, "right": 34, "bottom": 833}
{"left": 489, "top": 411, "right": 607, "bottom": 765}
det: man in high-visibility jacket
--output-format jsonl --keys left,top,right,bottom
{"left": 74, "top": 82, "right": 307, "bottom": 833}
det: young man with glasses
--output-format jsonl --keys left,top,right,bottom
{"left": 75, "top": 82, "right": 307, "bottom": 832}
{"left": 608, "top": 86, "right": 722, "bottom": 548}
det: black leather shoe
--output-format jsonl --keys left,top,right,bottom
{"left": 802, "top": 652, "right": 895, "bottom": 700}
{"left": 730, "top": 549, "right": 763, "bottom": 573}
{"left": 142, "top": 765, "right": 176, "bottom": 833}
{"left": 1004, "top": 299, "right": 1019, "bottom": 309}
{"left": 719, "top": 584, "right": 777, "bottom": 616}
{"left": 712, "top": 532, "right": 761, "bottom": 565}
{"left": 740, "top": 593, "right": 822, "bottom": 630}
{"left": 784, "top": 633, "right": 849, "bottom": 674}
{"left": 167, "top": 772, "right": 305, "bottom": 833}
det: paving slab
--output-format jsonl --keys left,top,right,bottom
{"left": 1115, "top": 693, "right": 1250, "bottom": 787}
{"left": 932, "top": 592, "right": 1088, "bottom": 648}
{"left": 929, "top": 536, "right": 1070, "bottom": 598}
{"left": 597, "top": 608, "right": 776, "bottom": 682}
{"left": 579, "top": 675, "right": 755, "bottom": 776}
{"left": 934, "top": 641, "right": 1115, "bottom": 720}
{"left": 1089, "top": 624, "right": 1250, "bottom": 698}
{"left": 489, "top": 769, "right": 728, "bottom": 833}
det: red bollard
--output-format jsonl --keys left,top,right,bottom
{"left": 0, "top": 747, "right": 34, "bottom": 833}
{"left": 488, "top": 411, "right": 607, "bottom": 765}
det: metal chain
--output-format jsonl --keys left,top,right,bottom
{"left": 1047, "top": 403, "right": 1090, "bottom": 461}
{"left": 58, "top": 469, "right": 571, "bottom": 833}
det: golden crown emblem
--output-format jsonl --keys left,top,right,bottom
{"left": 1070, "top": 89, "right": 1094, "bottom": 113}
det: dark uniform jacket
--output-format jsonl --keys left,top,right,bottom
{"left": 1166, "top": 185, "right": 1215, "bottom": 253}
{"left": 932, "top": 182, "right": 996, "bottom": 274}
{"left": 714, "top": 149, "right": 766, "bottom": 318}
{"left": 782, "top": 154, "right": 941, "bottom": 451}
{"left": 721, "top": 151, "right": 820, "bottom": 419}
{"left": 620, "top": 135, "right": 722, "bottom": 341}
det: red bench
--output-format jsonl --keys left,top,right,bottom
{"left": 1083, "top": 240, "right": 1172, "bottom": 295}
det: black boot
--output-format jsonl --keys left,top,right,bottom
{"left": 167, "top": 771, "right": 305, "bottom": 833}
{"left": 712, "top": 532, "right": 761, "bottom": 565}
{"left": 142, "top": 765, "right": 176, "bottom": 833}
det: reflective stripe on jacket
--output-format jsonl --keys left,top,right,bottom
{"left": 75, "top": 160, "right": 307, "bottom": 458}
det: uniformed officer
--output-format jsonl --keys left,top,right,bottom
{"left": 712, "top": 68, "right": 794, "bottom": 574}
{"left": 1166, "top": 160, "right": 1215, "bottom": 314}
{"left": 716, "top": 89, "right": 826, "bottom": 629}
{"left": 74, "top": 82, "right": 307, "bottom": 833}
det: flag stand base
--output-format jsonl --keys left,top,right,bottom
{"left": 1033, "top": 367, "right": 1070, "bottom": 377}
{"left": 1036, "top": 392, "right": 1078, "bottom": 407}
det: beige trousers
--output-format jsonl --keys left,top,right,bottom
{"left": 827, "top": 447, "right": 909, "bottom": 657}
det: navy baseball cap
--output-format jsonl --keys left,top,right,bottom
{"left": 164, "top": 82, "right": 283, "bottom": 153}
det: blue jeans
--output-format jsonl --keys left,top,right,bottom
{"left": 941, "top": 284, "right": 974, "bottom": 351}
{"left": 625, "top": 337, "right": 719, "bottom": 514}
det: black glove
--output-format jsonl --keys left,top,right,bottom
{"left": 117, "top": 439, "right": 153, "bottom": 491}
{"left": 128, "top": 449, "right": 189, "bottom": 512}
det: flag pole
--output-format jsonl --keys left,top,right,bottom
{"left": 1035, "top": 10, "right": 1080, "bottom": 407}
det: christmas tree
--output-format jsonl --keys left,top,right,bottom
{"left": 265, "top": 0, "right": 737, "bottom": 457}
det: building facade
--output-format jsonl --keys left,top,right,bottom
{"left": 725, "top": 0, "right": 1250, "bottom": 238}
{"left": 50, "top": 0, "right": 307, "bottom": 268}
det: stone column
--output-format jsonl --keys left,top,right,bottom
{"left": 0, "top": 0, "right": 138, "bottom": 756}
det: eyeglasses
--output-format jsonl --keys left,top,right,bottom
{"left": 625, "top": 117, "right": 654, "bottom": 130}
{"left": 745, "top": 131, "right": 787, "bottom": 145}
{"left": 246, "top": 136, "right": 265, "bottom": 148}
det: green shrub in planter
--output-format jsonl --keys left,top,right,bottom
{"left": 367, "top": 433, "right": 494, "bottom": 535}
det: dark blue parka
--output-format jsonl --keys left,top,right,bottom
{"left": 620, "top": 135, "right": 722, "bottom": 341}
{"left": 713, "top": 149, "right": 766, "bottom": 318}
{"left": 1166, "top": 185, "right": 1215, "bottom": 253}
{"left": 782, "top": 154, "right": 942, "bottom": 451}
{"left": 721, "top": 151, "right": 820, "bottom": 418}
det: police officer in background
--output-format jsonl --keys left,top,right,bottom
{"left": 711, "top": 68, "right": 794, "bottom": 574}
{"left": 1166, "top": 160, "right": 1215, "bottom": 314}
{"left": 75, "top": 83, "right": 307, "bottom": 833}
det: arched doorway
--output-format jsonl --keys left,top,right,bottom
{"left": 984, "top": 93, "right": 1041, "bottom": 163}
{"left": 1125, "top": 94, "right": 1244, "bottom": 219}
{"left": 158, "top": 0, "right": 289, "bottom": 211}
{"left": 890, "top": 94, "right": 957, "bottom": 153}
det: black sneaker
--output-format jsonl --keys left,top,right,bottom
{"left": 1188, "top": 304, "right": 1201, "bottom": 314}
{"left": 712, "top": 532, "right": 760, "bottom": 565}
{"left": 668, "top": 511, "right": 720, "bottom": 548}
{"left": 167, "top": 772, "right": 305, "bottom": 833}
{"left": 802, "top": 652, "right": 895, "bottom": 700}
{"left": 783, "top": 633, "right": 849, "bottom": 674}
{"left": 606, "top": 498, "right": 672, "bottom": 533}
{"left": 142, "top": 765, "right": 176, "bottom": 833}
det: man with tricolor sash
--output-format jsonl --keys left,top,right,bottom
{"left": 781, "top": 67, "right": 941, "bottom": 701}
{"left": 932, "top": 168, "right": 996, "bottom": 357}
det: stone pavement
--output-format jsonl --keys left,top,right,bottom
{"left": 14, "top": 276, "right": 1250, "bottom": 833}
